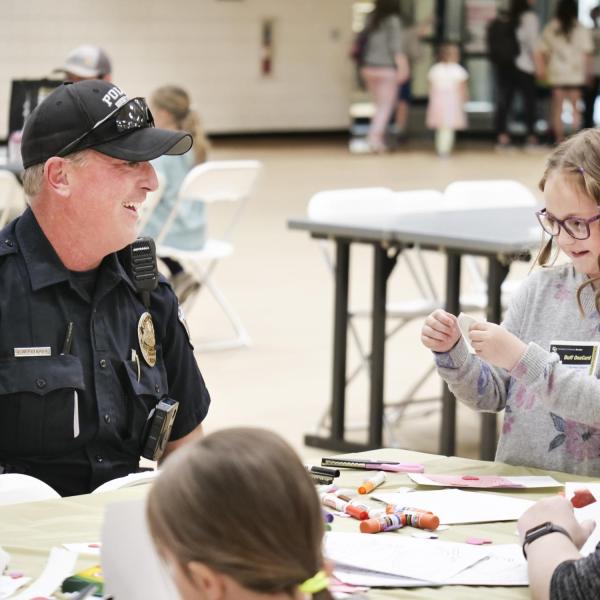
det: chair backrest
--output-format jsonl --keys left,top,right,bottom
{"left": 443, "top": 179, "right": 539, "bottom": 210}
{"left": 0, "top": 473, "right": 60, "bottom": 506}
{"left": 0, "top": 170, "right": 25, "bottom": 229}
{"left": 156, "top": 160, "right": 262, "bottom": 246}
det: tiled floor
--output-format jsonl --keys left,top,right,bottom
{"left": 185, "top": 136, "right": 548, "bottom": 461}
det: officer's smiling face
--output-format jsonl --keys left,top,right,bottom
{"left": 68, "top": 149, "right": 158, "bottom": 254}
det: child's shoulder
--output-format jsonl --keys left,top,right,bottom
{"left": 524, "top": 263, "right": 577, "bottom": 291}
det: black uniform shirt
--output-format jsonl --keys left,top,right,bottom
{"left": 0, "top": 209, "right": 211, "bottom": 496}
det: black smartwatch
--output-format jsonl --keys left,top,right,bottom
{"left": 522, "top": 521, "right": 573, "bottom": 559}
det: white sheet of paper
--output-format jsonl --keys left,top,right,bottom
{"left": 372, "top": 489, "right": 534, "bottom": 524}
{"left": 333, "top": 544, "right": 528, "bottom": 587}
{"left": 0, "top": 546, "right": 7, "bottom": 575}
{"left": 9, "top": 547, "right": 76, "bottom": 600}
{"left": 325, "top": 532, "right": 488, "bottom": 583}
{"left": 62, "top": 542, "right": 101, "bottom": 556}
{"left": 408, "top": 473, "right": 561, "bottom": 489}
{"left": 457, "top": 312, "right": 479, "bottom": 353}
{"left": 102, "top": 498, "right": 181, "bottom": 600}
{"left": 0, "top": 576, "right": 31, "bottom": 599}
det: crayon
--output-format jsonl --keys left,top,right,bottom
{"left": 360, "top": 513, "right": 405, "bottom": 533}
{"left": 358, "top": 471, "right": 386, "bottom": 494}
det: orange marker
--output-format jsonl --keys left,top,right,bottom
{"left": 358, "top": 470, "right": 386, "bottom": 494}
{"left": 385, "top": 505, "right": 439, "bottom": 530}
{"left": 360, "top": 513, "right": 405, "bottom": 533}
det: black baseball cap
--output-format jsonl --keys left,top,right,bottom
{"left": 21, "top": 80, "right": 193, "bottom": 169}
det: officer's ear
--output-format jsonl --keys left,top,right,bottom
{"left": 44, "top": 157, "right": 72, "bottom": 198}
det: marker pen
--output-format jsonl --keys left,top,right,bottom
{"left": 320, "top": 493, "right": 368, "bottom": 520}
{"left": 385, "top": 505, "right": 440, "bottom": 530}
{"left": 360, "top": 513, "right": 405, "bottom": 534}
{"left": 305, "top": 464, "right": 340, "bottom": 478}
{"left": 358, "top": 471, "right": 386, "bottom": 494}
{"left": 321, "top": 457, "right": 425, "bottom": 473}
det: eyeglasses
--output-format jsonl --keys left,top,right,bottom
{"left": 56, "top": 97, "right": 154, "bottom": 157}
{"left": 536, "top": 208, "right": 600, "bottom": 240}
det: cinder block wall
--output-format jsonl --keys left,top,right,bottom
{"left": 0, "top": 0, "right": 355, "bottom": 137}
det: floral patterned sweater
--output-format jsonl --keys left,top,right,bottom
{"left": 434, "top": 263, "right": 600, "bottom": 475}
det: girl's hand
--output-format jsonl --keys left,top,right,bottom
{"left": 518, "top": 496, "right": 595, "bottom": 550}
{"left": 468, "top": 322, "right": 527, "bottom": 371}
{"left": 421, "top": 309, "right": 460, "bottom": 353}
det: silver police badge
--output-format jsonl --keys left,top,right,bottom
{"left": 137, "top": 312, "right": 157, "bottom": 367}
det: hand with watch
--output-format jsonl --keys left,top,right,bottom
{"left": 518, "top": 496, "right": 596, "bottom": 600}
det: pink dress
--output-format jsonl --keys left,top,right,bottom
{"left": 426, "top": 62, "right": 469, "bottom": 130}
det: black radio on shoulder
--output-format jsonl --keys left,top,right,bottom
{"left": 142, "top": 398, "right": 180, "bottom": 461}
{"left": 123, "top": 237, "right": 159, "bottom": 308}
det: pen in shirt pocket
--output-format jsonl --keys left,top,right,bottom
{"left": 61, "top": 322, "right": 79, "bottom": 438}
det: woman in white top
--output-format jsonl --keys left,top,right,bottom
{"left": 583, "top": 5, "right": 600, "bottom": 128}
{"left": 538, "top": 0, "right": 593, "bottom": 142}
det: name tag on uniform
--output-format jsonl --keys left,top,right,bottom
{"left": 550, "top": 340, "right": 600, "bottom": 376}
{"left": 14, "top": 347, "right": 51, "bottom": 357}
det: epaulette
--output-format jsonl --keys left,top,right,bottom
{"left": 0, "top": 237, "right": 18, "bottom": 257}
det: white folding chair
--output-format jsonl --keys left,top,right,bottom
{"left": 442, "top": 180, "right": 540, "bottom": 310}
{"left": 156, "top": 160, "right": 262, "bottom": 351}
{"left": 0, "top": 170, "right": 26, "bottom": 229}
{"left": 0, "top": 473, "right": 60, "bottom": 506}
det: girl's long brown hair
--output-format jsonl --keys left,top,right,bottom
{"left": 538, "top": 129, "right": 600, "bottom": 315}
{"left": 147, "top": 427, "right": 333, "bottom": 599}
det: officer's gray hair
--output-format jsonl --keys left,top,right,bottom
{"left": 22, "top": 151, "right": 89, "bottom": 198}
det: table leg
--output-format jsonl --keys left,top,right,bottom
{"left": 368, "top": 245, "right": 396, "bottom": 448}
{"left": 479, "top": 256, "right": 510, "bottom": 460}
{"left": 305, "top": 240, "right": 367, "bottom": 452}
{"left": 440, "top": 251, "right": 461, "bottom": 456}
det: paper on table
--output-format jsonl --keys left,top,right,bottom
{"left": 333, "top": 544, "right": 528, "bottom": 587}
{"left": 325, "top": 532, "right": 488, "bottom": 583}
{"left": 9, "top": 547, "right": 77, "bottom": 600}
{"left": 102, "top": 498, "right": 181, "bottom": 600}
{"left": 408, "top": 473, "right": 562, "bottom": 489}
{"left": 0, "top": 546, "right": 7, "bottom": 575}
{"left": 372, "top": 489, "right": 534, "bottom": 524}
{"left": 0, "top": 576, "right": 31, "bottom": 599}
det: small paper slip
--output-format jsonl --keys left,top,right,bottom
{"left": 325, "top": 531, "right": 488, "bottom": 583}
{"left": 372, "top": 489, "right": 534, "bottom": 524}
{"left": 408, "top": 473, "right": 562, "bottom": 489}
{"left": 457, "top": 312, "right": 481, "bottom": 353}
{"left": 550, "top": 340, "right": 600, "bottom": 375}
{"left": 63, "top": 542, "right": 101, "bottom": 556}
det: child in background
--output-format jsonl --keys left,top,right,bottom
{"left": 426, "top": 43, "right": 469, "bottom": 157}
{"left": 147, "top": 427, "right": 333, "bottom": 600}
{"left": 420, "top": 128, "right": 600, "bottom": 477}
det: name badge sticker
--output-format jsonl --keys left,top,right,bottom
{"left": 550, "top": 340, "right": 600, "bottom": 376}
{"left": 14, "top": 347, "right": 52, "bottom": 358}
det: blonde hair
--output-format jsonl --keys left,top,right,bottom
{"left": 538, "top": 129, "right": 600, "bottom": 314}
{"left": 147, "top": 428, "right": 333, "bottom": 600}
{"left": 150, "top": 85, "right": 209, "bottom": 165}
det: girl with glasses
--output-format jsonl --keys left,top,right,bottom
{"left": 146, "top": 428, "right": 333, "bottom": 600}
{"left": 421, "top": 128, "right": 600, "bottom": 477}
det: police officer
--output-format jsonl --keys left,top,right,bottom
{"left": 0, "top": 80, "right": 211, "bottom": 496}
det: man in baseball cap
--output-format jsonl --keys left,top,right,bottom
{"left": 0, "top": 79, "right": 210, "bottom": 496}
{"left": 56, "top": 44, "right": 113, "bottom": 81}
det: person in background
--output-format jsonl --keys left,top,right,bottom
{"left": 55, "top": 44, "right": 112, "bottom": 82}
{"left": 360, "top": 0, "right": 409, "bottom": 153}
{"left": 421, "top": 128, "right": 600, "bottom": 477}
{"left": 142, "top": 85, "right": 210, "bottom": 301}
{"left": 537, "top": 0, "right": 593, "bottom": 143}
{"left": 425, "top": 42, "right": 468, "bottom": 157}
{"left": 518, "top": 496, "right": 599, "bottom": 599}
{"left": 583, "top": 5, "right": 600, "bottom": 129}
{"left": 147, "top": 427, "right": 333, "bottom": 600}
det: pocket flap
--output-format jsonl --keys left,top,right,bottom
{"left": 0, "top": 355, "right": 85, "bottom": 395}
{"left": 123, "top": 357, "right": 167, "bottom": 398}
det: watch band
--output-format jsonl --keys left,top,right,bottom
{"left": 522, "top": 521, "right": 573, "bottom": 559}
